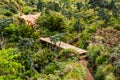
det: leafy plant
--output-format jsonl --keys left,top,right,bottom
{"left": 4, "top": 24, "right": 39, "bottom": 41}
{"left": 42, "top": 62, "right": 58, "bottom": 74}
{"left": 58, "top": 49, "right": 79, "bottom": 61}
{"left": 95, "top": 64, "right": 115, "bottom": 80}
{"left": 96, "top": 55, "right": 107, "bottom": 65}
{"left": 33, "top": 49, "right": 56, "bottom": 72}
{"left": 0, "top": 18, "right": 12, "bottom": 49}
{"left": 62, "top": 62, "right": 86, "bottom": 80}
{"left": 0, "top": 48, "right": 24, "bottom": 80}
{"left": 17, "top": 38, "right": 35, "bottom": 72}
{"left": 78, "top": 32, "right": 90, "bottom": 49}
{"left": 23, "top": 6, "right": 30, "bottom": 14}
{"left": 37, "top": 11, "right": 67, "bottom": 32}
{"left": 1, "top": 9, "right": 13, "bottom": 16}
{"left": 50, "top": 33, "right": 65, "bottom": 48}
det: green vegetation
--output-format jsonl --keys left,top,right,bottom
{"left": 0, "top": 0, "right": 120, "bottom": 80}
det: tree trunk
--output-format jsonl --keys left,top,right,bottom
{"left": 26, "top": 51, "right": 35, "bottom": 71}
{"left": 0, "top": 32, "right": 4, "bottom": 50}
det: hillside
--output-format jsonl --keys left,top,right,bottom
{"left": 0, "top": 0, "right": 120, "bottom": 80}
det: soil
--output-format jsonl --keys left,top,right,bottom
{"left": 89, "top": 28, "right": 120, "bottom": 48}
{"left": 20, "top": 13, "right": 40, "bottom": 26}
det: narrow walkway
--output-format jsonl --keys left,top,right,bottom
{"left": 40, "top": 37, "right": 94, "bottom": 80}
{"left": 80, "top": 60, "right": 94, "bottom": 80}
{"left": 40, "top": 37, "right": 87, "bottom": 54}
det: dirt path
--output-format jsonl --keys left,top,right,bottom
{"left": 80, "top": 60, "right": 94, "bottom": 80}
{"left": 20, "top": 13, "right": 40, "bottom": 26}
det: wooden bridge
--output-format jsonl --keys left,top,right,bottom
{"left": 40, "top": 37, "right": 94, "bottom": 80}
{"left": 40, "top": 37, "right": 87, "bottom": 54}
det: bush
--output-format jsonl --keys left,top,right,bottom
{"left": 30, "top": 73, "right": 60, "bottom": 80}
{"left": 37, "top": 11, "right": 67, "bottom": 32}
{"left": 23, "top": 6, "right": 30, "bottom": 14}
{"left": 4, "top": 24, "right": 39, "bottom": 41}
{"left": 32, "top": 49, "right": 56, "bottom": 72}
{"left": 46, "top": 2, "right": 61, "bottom": 11}
{"left": 2, "top": 9, "right": 13, "bottom": 17}
{"left": 0, "top": 48, "right": 24, "bottom": 80}
{"left": 42, "top": 62, "right": 58, "bottom": 74}
{"left": 109, "top": 17, "right": 120, "bottom": 30}
{"left": 78, "top": 32, "right": 90, "bottom": 49}
{"left": 58, "top": 49, "right": 79, "bottom": 61}
{"left": 95, "top": 65, "right": 105, "bottom": 80}
{"left": 63, "top": 62, "right": 86, "bottom": 80}
{"left": 110, "top": 45, "right": 120, "bottom": 77}
{"left": 95, "top": 64, "right": 114, "bottom": 80}
{"left": 96, "top": 55, "right": 107, "bottom": 65}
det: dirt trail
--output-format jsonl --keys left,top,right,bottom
{"left": 80, "top": 60, "right": 94, "bottom": 80}
{"left": 20, "top": 13, "right": 40, "bottom": 26}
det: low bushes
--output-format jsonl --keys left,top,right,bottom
{"left": 0, "top": 48, "right": 24, "bottom": 80}
{"left": 37, "top": 11, "right": 67, "bottom": 33}
{"left": 4, "top": 24, "right": 39, "bottom": 41}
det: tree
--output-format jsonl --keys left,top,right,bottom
{"left": 0, "top": 19, "right": 12, "bottom": 50}
{"left": 17, "top": 38, "right": 35, "bottom": 71}
{"left": 37, "top": 0, "right": 44, "bottom": 11}
{"left": 76, "top": 2, "right": 83, "bottom": 10}
{"left": 97, "top": 8, "right": 111, "bottom": 23}
{"left": 50, "top": 33, "right": 65, "bottom": 53}
{"left": 73, "top": 19, "right": 84, "bottom": 33}
{"left": 88, "top": 0, "right": 103, "bottom": 8}
{"left": 50, "top": 33, "right": 64, "bottom": 46}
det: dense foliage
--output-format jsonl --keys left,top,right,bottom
{"left": 0, "top": 0, "right": 120, "bottom": 80}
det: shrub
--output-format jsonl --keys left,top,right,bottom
{"left": 95, "top": 64, "right": 115, "bottom": 80}
{"left": 37, "top": 11, "right": 67, "bottom": 32}
{"left": 42, "top": 62, "right": 58, "bottom": 74}
{"left": 95, "top": 65, "right": 105, "bottom": 80}
{"left": 78, "top": 32, "right": 90, "bottom": 49}
{"left": 63, "top": 62, "right": 86, "bottom": 80}
{"left": 109, "top": 17, "right": 120, "bottom": 30}
{"left": 96, "top": 55, "right": 107, "bottom": 65}
{"left": 110, "top": 45, "right": 120, "bottom": 77}
{"left": 23, "top": 6, "right": 30, "bottom": 14}
{"left": 1, "top": 9, "right": 13, "bottom": 17}
{"left": 87, "top": 44, "right": 106, "bottom": 63}
{"left": 4, "top": 24, "right": 39, "bottom": 41}
{"left": 105, "top": 73, "right": 117, "bottom": 80}
{"left": 46, "top": 2, "right": 61, "bottom": 11}
{"left": 58, "top": 49, "right": 79, "bottom": 61}
{"left": 32, "top": 49, "right": 56, "bottom": 72}
{"left": 0, "top": 48, "right": 24, "bottom": 80}
{"left": 30, "top": 73, "right": 60, "bottom": 80}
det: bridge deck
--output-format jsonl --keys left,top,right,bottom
{"left": 40, "top": 37, "right": 87, "bottom": 54}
